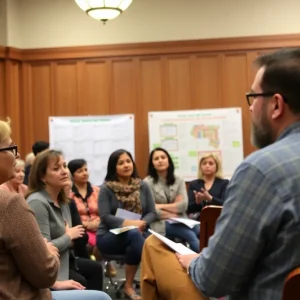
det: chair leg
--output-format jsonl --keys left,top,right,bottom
{"left": 104, "top": 261, "right": 115, "bottom": 286}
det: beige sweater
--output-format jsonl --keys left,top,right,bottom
{"left": 0, "top": 190, "right": 59, "bottom": 300}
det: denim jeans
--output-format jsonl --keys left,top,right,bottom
{"left": 165, "top": 222, "right": 200, "bottom": 253}
{"left": 97, "top": 228, "right": 146, "bottom": 265}
{"left": 51, "top": 290, "right": 112, "bottom": 300}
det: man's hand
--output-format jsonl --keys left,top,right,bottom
{"left": 175, "top": 253, "right": 200, "bottom": 270}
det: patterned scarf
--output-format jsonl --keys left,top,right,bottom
{"left": 106, "top": 178, "right": 142, "bottom": 214}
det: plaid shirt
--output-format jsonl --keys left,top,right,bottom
{"left": 190, "top": 122, "right": 300, "bottom": 300}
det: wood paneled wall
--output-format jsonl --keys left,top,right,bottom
{"left": 1, "top": 34, "right": 300, "bottom": 177}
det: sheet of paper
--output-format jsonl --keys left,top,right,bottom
{"left": 109, "top": 226, "right": 138, "bottom": 235}
{"left": 115, "top": 208, "right": 141, "bottom": 220}
{"left": 168, "top": 217, "right": 200, "bottom": 228}
{"left": 149, "top": 229, "right": 196, "bottom": 255}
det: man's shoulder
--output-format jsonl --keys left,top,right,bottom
{"left": 242, "top": 138, "right": 300, "bottom": 180}
{"left": 246, "top": 140, "right": 285, "bottom": 164}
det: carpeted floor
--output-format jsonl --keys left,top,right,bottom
{"left": 103, "top": 263, "right": 140, "bottom": 300}
{"left": 102, "top": 263, "right": 226, "bottom": 300}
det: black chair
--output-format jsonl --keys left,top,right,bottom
{"left": 102, "top": 253, "right": 140, "bottom": 299}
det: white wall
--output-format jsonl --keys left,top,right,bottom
{"left": 0, "top": 0, "right": 7, "bottom": 46}
{"left": 5, "top": 0, "right": 300, "bottom": 49}
{"left": 6, "top": 0, "right": 21, "bottom": 47}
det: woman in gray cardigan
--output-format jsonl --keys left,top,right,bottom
{"left": 144, "top": 147, "right": 200, "bottom": 253}
{"left": 97, "top": 149, "right": 156, "bottom": 300}
{"left": 26, "top": 149, "right": 110, "bottom": 298}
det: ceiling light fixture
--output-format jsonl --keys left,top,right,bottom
{"left": 75, "top": 0, "right": 133, "bottom": 24}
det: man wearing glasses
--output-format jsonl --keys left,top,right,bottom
{"left": 141, "top": 48, "right": 300, "bottom": 300}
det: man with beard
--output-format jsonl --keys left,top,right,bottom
{"left": 140, "top": 47, "right": 300, "bottom": 300}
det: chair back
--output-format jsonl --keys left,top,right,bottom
{"left": 282, "top": 268, "right": 300, "bottom": 300}
{"left": 200, "top": 205, "right": 222, "bottom": 251}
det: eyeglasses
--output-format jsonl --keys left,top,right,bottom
{"left": 246, "top": 92, "right": 288, "bottom": 106}
{"left": 245, "top": 92, "right": 275, "bottom": 106}
{"left": 0, "top": 145, "right": 18, "bottom": 157}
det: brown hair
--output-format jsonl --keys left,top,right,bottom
{"left": 197, "top": 153, "right": 223, "bottom": 179}
{"left": 25, "top": 149, "right": 69, "bottom": 203}
{"left": 254, "top": 48, "right": 300, "bottom": 115}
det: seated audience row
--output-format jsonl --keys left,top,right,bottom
{"left": 6, "top": 135, "right": 228, "bottom": 300}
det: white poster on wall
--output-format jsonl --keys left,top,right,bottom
{"left": 148, "top": 108, "right": 243, "bottom": 181}
{"left": 49, "top": 114, "right": 135, "bottom": 186}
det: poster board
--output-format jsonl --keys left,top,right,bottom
{"left": 49, "top": 114, "right": 135, "bottom": 185}
{"left": 148, "top": 108, "right": 243, "bottom": 180}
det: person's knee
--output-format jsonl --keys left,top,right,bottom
{"left": 51, "top": 290, "right": 112, "bottom": 300}
{"left": 127, "top": 228, "right": 143, "bottom": 239}
{"left": 145, "top": 234, "right": 161, "bottom": 249}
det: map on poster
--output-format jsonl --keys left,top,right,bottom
{"left": 49, "top": 114, "right": 135, "bottom": 186}
{"left": 148, "top": 108, "right": 244, "bottom": 181}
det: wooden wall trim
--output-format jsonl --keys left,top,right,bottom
{"left": 0, "top": 46, "right": 5, "bottom": 59}
{"left": 9, "top": 33, "right": 300, "bottom": 62}
{"left": 5, "top": 47, "right": 23, "bottom": 61}
{"left": 0, "top": 46, "right": 23, "bottom": 60}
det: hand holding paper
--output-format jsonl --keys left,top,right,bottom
{"left": 149, "top": 229, "right": 196, "bottom": 255}
{"left": 110, "top": 226, "right": 138, "bottom": 235}
{"left": 167, "top": 217, "right": 200, "bottom": 229}
{"left": 176, "top": 252, "right": 200, "bottom": 270}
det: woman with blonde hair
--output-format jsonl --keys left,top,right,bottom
{"left": 0, "top": 158, "right": 28, "bottom": 196}
{"left": 187, "top": 153, "right": 229, "bottom": 218}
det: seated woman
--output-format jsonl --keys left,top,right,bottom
{"left": 97, "top": 149, "right": 156, "bottom": 300}
{"left": 68, "top": 159, "right": 116, "bottom": 276}
{"left": 26, "top": 150, "right": 104, "bottom": 292}
{"left": 0, "top": 119, "right": 110, "bottom": 300}
{"left": 64, "top": 176, "right": 105, "bottom": 291}
{"left": 187, "top": 153, "right": 229, "bottom": 219}
{"left": 0, "top": 158, "right": 28, "bottom": 196}
{"left": 144, "top": 147, "right": 200, "bottom": 253}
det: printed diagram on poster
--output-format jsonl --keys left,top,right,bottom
{"left": 148, "top": 108, "right": 244, "bottom": 180}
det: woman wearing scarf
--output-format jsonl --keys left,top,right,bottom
{"left": 97, "top": 149, "right": 156, "bottom": 300}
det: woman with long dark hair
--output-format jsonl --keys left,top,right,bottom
{"left": 144, "top": 147, "right": 200, "bottom": 253}
{"left": 97, "top": 149, "right": 156, "bottom": 300}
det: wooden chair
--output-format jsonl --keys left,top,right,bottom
{"left": 282, "top": 267, "right": 300, "bottom": 300}
{"left": 199, "top": 205, "right": 222, "bottom": 251}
